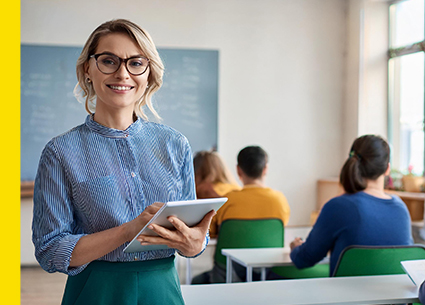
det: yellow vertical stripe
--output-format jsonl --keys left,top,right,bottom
{"left": 1, "top": 0, "right": 21, "bottom": 304}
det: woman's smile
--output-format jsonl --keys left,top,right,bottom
{"left": 107, "top": 84, "right": 135, "bottom": 92}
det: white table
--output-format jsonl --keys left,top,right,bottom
{"left": 221, "top": 247, "right": 329, "bottom": 283}
{"left": 183, "top": 226, "right": 312, "bottom": 285}
{"left": 181, "top": 274, "right": 420, "bottom": 305}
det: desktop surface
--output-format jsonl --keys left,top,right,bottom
{"left": 181, "top": 274, "right": 419, "bottom": 305}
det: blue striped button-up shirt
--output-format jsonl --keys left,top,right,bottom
{"left": 32, "top": 115, "right": 205, "bottom": 276}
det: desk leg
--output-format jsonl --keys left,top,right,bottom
{"left": 226, "top": 256, "right": 232, "bottom": 283}
{"left": 247, "top": 266, "right": 253, "bottom": 282}
{"left": 261, "top": 268, "right": 266, "bottom": 281}
{"left": 186, "top": 258, "right": 192, "bottom": 285}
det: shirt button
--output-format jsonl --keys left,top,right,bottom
{"left": 131, "top": 172, "right": 136, "bottom": 177}
{"left": 125, "top": 134, "right": 129, "bottom": 138}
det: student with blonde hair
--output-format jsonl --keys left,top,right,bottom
{"left": 193, "top": 150, "right": 241, "bottom": 197}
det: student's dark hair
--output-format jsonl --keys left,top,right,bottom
{"left": 339, "top": 135, "right": 390, "bottom": 194}
{"left": 237, "top": 146, "right": 268, "bottom": 179}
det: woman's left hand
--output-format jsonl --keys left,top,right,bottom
{"left": 136, "top": 210, "right": 216, "bottom": 257}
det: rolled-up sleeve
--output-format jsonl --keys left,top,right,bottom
{"left": 32, "top": 141, "right": 87, "bottom": 275}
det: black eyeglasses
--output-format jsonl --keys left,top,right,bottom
{"left": 90, "top": 52, "right": 150, "bottom": 76}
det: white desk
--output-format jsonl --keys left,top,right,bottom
{"left": 221, "top": 247, "right": 329, "bottom": 283}
{"left": 181, "top": 274, "right": 419, "bottom": 305}
{"left": 183, "top": 226, "right": 312, "bottom": 285}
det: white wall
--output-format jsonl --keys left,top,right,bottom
{"left": 343, "top": 0, "right": 390, "bottom": 152}
{"left": 360, "top": 0, "right": 389, "bottom": 138}
{"left": 343, "top": 0, "right": 363, "bottom": 155}
{"left": 21, "top": 0, "right": 348, "bottom": 227}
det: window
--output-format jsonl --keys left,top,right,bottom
{"left": 388, "top": 0, "right": 425, "bottom": 176}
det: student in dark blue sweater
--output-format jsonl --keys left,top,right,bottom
{"left": 419, "top": 281, "right": 425, "bottom": 304}
{"left": 290, "top": 135, "right": 413, "bottom": 276}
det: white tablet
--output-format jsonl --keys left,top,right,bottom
{"left": 123, "top": 197, "right": 228, "bottom": 253}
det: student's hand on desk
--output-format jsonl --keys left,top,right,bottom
{"left": 136, "top": 210, "right": 216, "bottom": 257}
{"left": 290, "top": 237, "right": 304, "bottom": 251}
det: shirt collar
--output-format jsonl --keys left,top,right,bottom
{"left": 243, "top": 184, "right": 266, "bottom": 189}
{"left": 85, "top": 114, "right": 143, "bottom": 138}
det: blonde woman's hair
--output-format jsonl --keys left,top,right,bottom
{"left": 74, "top": 19, "right": 164, "bottom": 120}
{"left": 193, "top": 151, "right": 238, "bottom": 185}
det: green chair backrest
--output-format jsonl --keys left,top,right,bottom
{"left": 214, "top": 218, "right": 284, "bottom": 268}
{"left": 333, "top": 245, "right": 425, "bottom": 277}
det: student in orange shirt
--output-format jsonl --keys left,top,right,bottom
{"left": 193, "top": 146, "right": 290, "bottom": 283}
{"left": 209, "top": 146, "right": 290, "bottom": 238}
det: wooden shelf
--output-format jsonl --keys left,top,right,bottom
{"left": 316, "top": 178, "right": 425, "bottom": 221}
{"left": 384, "top": 189, "right": 425, "bottom": 201}
{"left": 317, "top": 178, "right": 344, "bottom": 211}
{"left": 385, "top": 189, "right": 425, "bottom": 221}
{"left": 21, "top": 181, "right": 34, "bottom": 198}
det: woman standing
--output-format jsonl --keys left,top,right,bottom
{"left": 32, "top": 19, "right": 214, "bottom": 305}
{"left": 290, "top": 135, "right": 413, "bottom": 276}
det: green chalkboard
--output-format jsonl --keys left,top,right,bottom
{"left": 21, "top": 44, "right": 219, "bottom": 181}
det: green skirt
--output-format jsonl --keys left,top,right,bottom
{"left": 61, "top": 256, "right": 184, "bottom": 305}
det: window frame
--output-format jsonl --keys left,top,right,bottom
{"left": 387, "top": 0, "right": 425, "bottom": 175}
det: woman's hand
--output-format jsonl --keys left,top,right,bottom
{"left": 70, "top": 202, "right": 165, "bottom": 267}
{"left": 123, "top": 202, "right": 164, "bottom": 242}
{"left": 290, "top": 237, "right": 304, "bottom": 251}
{"left": 136, "top": 210, "right": 216, "bottom": 257}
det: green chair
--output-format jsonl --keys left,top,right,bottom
{"left": 332, "top": 244, "right": 425, "bottom": 277}
{"left": 214, "top": 218, "right": 284, "bottom": 280}
{"left": 332, "top": 245, "right": 425, "bottom": 305}
{"left": 271, "top": 264, "right": 330, "bottom": 279}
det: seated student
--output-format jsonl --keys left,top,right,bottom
{"left": 209, "top": 146, "right": 290, "bottom": 238}
{"left": 290, "top": 135, "right": 413, "bottom": 276}
{"left": 192, "top": 145, "right": 291, "bottom": 283}
{"left": 193, "top": 150, "right": 241, "bottom": 197}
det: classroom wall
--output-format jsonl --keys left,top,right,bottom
{"left": 359, "top": 0, "right": 389, "bottom": 137}
{"left": 21, "top": 0, "right": 349, "bottom": 229}
{"left": 343, "top": 0, "right": 389, "bottom": 155}
{"left": 343, "top": 0, "right": 362, "bottom": 153}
